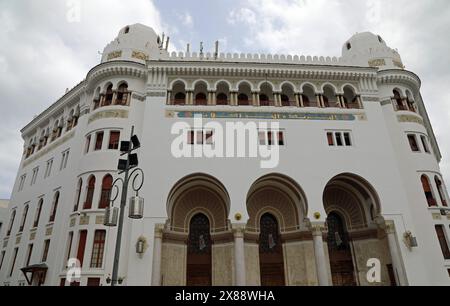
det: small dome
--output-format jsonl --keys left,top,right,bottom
{"left": 101, "top": 24, "right": 168, "bottom": 64}
{"left": 341, "top": 32, "right": 404, "bottom": 70}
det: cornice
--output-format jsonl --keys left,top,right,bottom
{"left": 377, "top": 69, "right": 421, "bottom": 90}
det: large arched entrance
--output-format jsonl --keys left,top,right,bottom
{"left": 246, "top": 174, "right": 311, "bottom": 286}
{"left": 323, "top": 173, "right": 394, "bottom": 286}
{"left": 187, "top": 213, "right": 212, "bottom": 286}
{"left": 160, "top": 174, "right": 232, "bottom": 286}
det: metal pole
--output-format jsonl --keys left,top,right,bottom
{"left": 111, "top": 126, "right": 134, "bottom": 286}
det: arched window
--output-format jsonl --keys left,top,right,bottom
{"left": 435, "top": 177, "right": 448, "bottom": 207}
{"left": 116, "top": 83, "right": 129, "bottom": 105}
{"left": 238, "top": 94, "right": 249, "bottom": 106}
{"left": 301, "top": 85, "right": 317, "bottom": 107}
{"left": 301, "top": 94, "right": 310, "bottom": 107}
{"left": 343, "top": 86, "right": 359, "bottom": 109}
{"left": 7, "top": 210, "right": 16, "bottom": 236}
{"left": 19, "top": 205, "right": 29, "bottom": 233}
{"left": 393, "top": 90, "right": 405, "bottom": 111}
{"left": 323, "top": 86, "right": 337, "bottom": 108}
{"left": 84, "top": 176, "right": 96, "bottom": 210}
{"left": 34, "top": 199, "right": 43, "bottom": 228}
{"left": 281, "top": 83, "right": 295, "bottom": 107}
{"left": 259, "top": 94, "right": 269, "bottom": 106}
{"left": 49, "top": 191, "right": 60, "bottom": 223}
{"left": 66, "top": 110, "right": 74, "bottom": 132}
{"left": 187, "top": 213, "right": 212, "bottom": 286}
{"left": 280, "top": 94, "right": 290, "bottom": 107}
{"left": 99, "top": 175, "right": 113, "bottom": 209}
{"left": 195, "top": 93, "right": 207, "bottom": 106}
{"left": 103, "top": 85, "right": 113, "bottom": 106}
{"left": 216, "top": 93, "right": 228, "bottom": 105}
{"left": 93, "top": 88, "right": 101, "bottom": 110}
{"left": 174, "top": 92, "right": 186, "bottom": 105}
{"left": 259, "top": 213, "right": 285, "bottom": 286}
{"left": 421, "top": 175, "right": 437, "bottom": 207}
{"left": 74, "top": 179, "right": 82, "bottom": 212}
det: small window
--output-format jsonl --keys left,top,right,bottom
{"left": 34, "top": 199, "right": 43, "bottom": 228}
{"left": 65, "top": 232, "right": 73, "bottom": 266}
{"left": 85, "top": 135, "right": 91, "bottom": 154}
{"left": 344, "top": 133, "right": 352, "bottom": 146}
{"left": 42, "top": 240, "right": 51, "bottom": 262}
{"left": 336, "top": 133, "right": 343, "bottom": 146}
{"left": 108, "top": 131, "right": 120, "bottom": 150}
{"left": 0, "top": 251, "right": 5, "bottom": 272}
{"left": 346, "top": 42, "right": 351, "bottom": 50}
{"left": 49, "top": 192, "right": 60, "bottom": 223}
{"left": 421, "top": 136, "right": 430, "bottom": 153}
{"left": 435, "top": 225, "right": 450, "bottom": 260}
{"left": 408, "top": 135, "right": 420, "bottom": 152}
{"left": 267, "top": 131, "right": 274, "bottom": 146}
{"left": 18, "top": 174, "right": 26, "bottom": 192}
{"left": 9, "top": 248, "right": 19, "bottom": 277}
{"left": 25, "top": 244, "right": 33, "bottom": 267}
{"left": 259, "top": 131, "right": 266, "bottom": 146}
{"left": 94, "top": 132, "right": 104, "bottom": 151}
{"left": 44, "top": 159, "right": 53, "bottom": 178}
{"left": 205, "top": 130, "right": 214, "bottom": 145}
{"left": 278, "top": 132, "right": 285, "bottom": 146}
{"left": 31, "top": 168, "right": 39, "bottom": 186}
{"left": 90, "top": 230, "right": 106, "bottom": 268}
{"left": 60, "top": 150, "right": 70, "bottom": 171}
{"left": 7, "top": 209, "right": 16, "bottom": 236}
{"left": 77, "top": 230, "right": 88, "bottom": 267}
{"left": 327, "top": 132, "right": 334, "bottom": 146}
{"left": 187, "top": 130, "right": 195, "bottom": 145}
{"left": 19, "top": 204, "right": 29, "bottom": 233}
{"left": 124, "top": 26, "right": 130, "bottom": 34}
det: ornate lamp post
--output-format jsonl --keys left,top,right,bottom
{"left": 104, "top": 126, "right": 144, "bottom": 286}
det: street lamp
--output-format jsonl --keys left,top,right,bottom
{"left": 104, "top": 126, "right": 144, "bottom": 286}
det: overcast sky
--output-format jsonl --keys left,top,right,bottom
{"left": 0, "top": 0, "right": 449, "bottom": 199}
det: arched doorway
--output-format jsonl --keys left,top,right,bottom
{"left": 187, "top": 213, "right": 212, "bottom": 286}
{"left": 259, "top": 213, "right": 285, "bottom": 286}
{"left": 326, "top": 212, "right": 356, "bottom": 286}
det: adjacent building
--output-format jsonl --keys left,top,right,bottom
{"left": 0, "top": 24, "right": 449, "bottom": 286}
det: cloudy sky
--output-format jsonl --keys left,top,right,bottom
{"left": 0, "top": 0, "right": 449, "bottom": 199}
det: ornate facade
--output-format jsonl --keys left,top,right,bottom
{"left": 1, "top": 24, "right": 450, "bottom": 286}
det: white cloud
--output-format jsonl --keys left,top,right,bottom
{"left": 178, "top": 11, "right": 194, "bottom": 27}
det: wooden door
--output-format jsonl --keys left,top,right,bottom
{"left": 327, "top": 212, "right": 357, "bottom": 286}
{"left": 259, "top": 213, "right": 285, "bottom": 286}
{"left": 186, "top": 214, "right": 212, "bottom": 286}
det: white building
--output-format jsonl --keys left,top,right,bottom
{"left": 0, "top": 200, "right": 9, "bottom": 240}
{"left": 0, "top": 24, "right": 449, "bottom": 286}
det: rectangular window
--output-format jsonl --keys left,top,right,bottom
{"left": 196, "top": 131, "right": 204, "bottom": 145}
{"left": 277, "top": 132, "right": 285, "bottom": 146}
{"left": 408, "top": 134, "right": 420, "bottom": 152}
{"left": 421, "top": 135, "right": 430, "bottom": 153}
{"left": 335, "top": 133, "right": 343, "bottom": 146}
{"left": 77, "top": 230, "right": 88, "bottom": 267}
{"left": 25, "top": 244, "right": 33, "bottom": 267}
{"left": 327, "top": 132, "right": 334, "bottom": 146}
{"left": 60, "top": 150, "right": 70, "bottom": 171}
{"left": 205, "top": 130, "right": 214, "bottom": 145}
{"left": 187, "top": 130, "right": 195, "bottom": 145}
{"left": 65, "top": 232, "right": 73, "bottom": 268}
{"left": 87, "top": 278, "right": 101, "bottom": 287}
{"left": 435, "top": 225, "right": 450, "bottom": 260}
{"left": 0, "top": 251, "right": 5, "bottom": 272}
{"left": 90, "top": 230, "right": 106, "bottom": 268}
{"left": 42, "top": 240, "right": 50, "bottom": 262}
{"left": 44, "top": 159, "right": 53, "bottom": 178}
{"left": 344, "top": 133, "right": 352, "bottom": 146}
{"left": 18, "top": 174, "right": 26, "bottom": 192}
{"left": 85, "top": 135, "right": 91, "bottom": 154}
{"left": 9, "top": 248, "right": 19, "bottom": 277}
{"left": 259, "top": 130, "right": 285, "bottom": 146}
{"left": 31, "top": 168, "right": 39, "bottom": 186}
{"left": 34, "top": 200, "right": 43, "bottom": 228}
{"left": 94, "top": 132, "right": 104, "bottom": 151}
{"left": 108, "top": 131, "right": 120, "bottom": 150}
{"left": 258, "top": 131, "right": 266, "bottom": 146}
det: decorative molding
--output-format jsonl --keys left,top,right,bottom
{"left": 368, "top": 59, "right": 386, "bottom": 68}
{"left": 132, "top": 50, "right": 149, "bottom": 61}
{"left": 30, "top": 231, "right": 36, "bottom": 241}
{"left": 432, "top": 213, "right": 442, "bottom": 220}
{"left": 397, "top": 114, "right": 424, "bottom": 126}
{"left": 361, "top": 96, "right": 380, "bottom": 102}
{"left": 70, "top": 218, "right": 76, "bottom": 227}
{"left": 95, "top": 215, "right": 104, "bottom": 225}
{"left": 380, "top": 99, "right": 392, "bottom": 106}
{"left": 45, "top": 227, "right": 53, "bottom": 236}
{"left": 107, "top": 51, "right": 122, "bottom": 60}
{"left": 166, "top": 110, "right": 361, "bottom": 122}
{"left": 88, "top": 109, "right": 129, "bottom": 124}
{"left": 2, "top": 240, "right": 8, "bottom": 248}
{"left": 310, "top": 222, "right": 327, "bottom": 236}
{"left": 79, "top": 216, "right": 90, "bottom": 225}
{"left": 23, "top": 130, "right": 75, "bottom": 168}
{"left": 147, "top": 91, "right": 167, "bottom": 97}
{"left": 16, "top": 235, "right": 21, "bottom": 245}
{"left": 132, "top": 93, "right": 146, "bottom": 102}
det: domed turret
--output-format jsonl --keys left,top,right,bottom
{"left": 101, "top": 24, "right": 168, "bottom": 64}
{"left": 341, "top": 32, "right": 404, "bottom": 70}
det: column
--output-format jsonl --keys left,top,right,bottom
{"left": 208, "top": 92, "right": 213, "bottom": 105}
{"left": 385, "top": 221, "right": 408, "bottom": 286}
{"left": 256, "top": 93, "right": 261, "bottom": 106}
{"left": 299, "top": 94, "right": 304, "bottom": 107}
{"left": 167, "top": 90, "right": 172, "bottom": 105}
{"left": 316, "top": 95, "right": 322, "bottom": 108}
{"left": 274, "top": 93, "right": 280, "bottom": 107}
{"left": 294, "top": 93, "right": 300, "bottom": 107}
{"left": 151, "top": 225, "right": 164, "bottom": 286}
{"left": 311, "top": 222, "right": 330, "bottom": 286}
{"left": 233, "top": 225, "right": 246, "bottom": 286}
{"left": 320, "top": 95, "right": 325, "bottom": 108}
{"left": 357, "top": 96, "right": 363, "bottom": 109}
{"left": 252, "top": 93, "right": 257, "bottom": 106}
{"left": 212, "top": 91, "right": 217, "bottom": 105}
